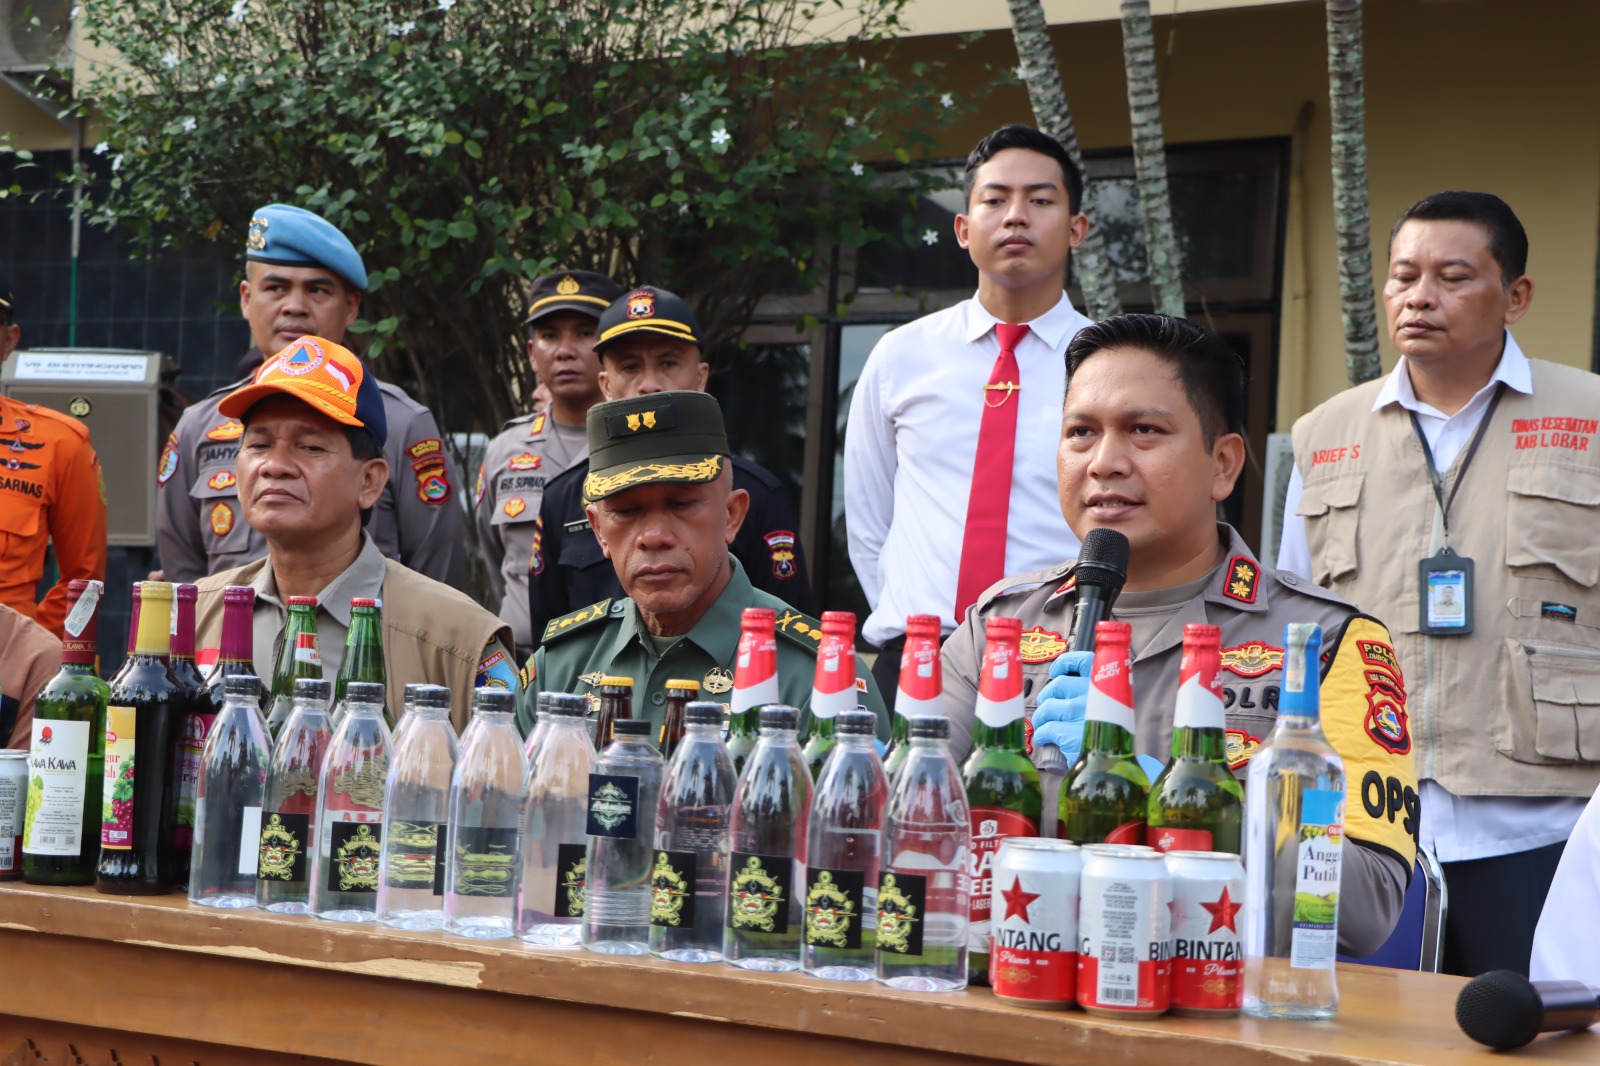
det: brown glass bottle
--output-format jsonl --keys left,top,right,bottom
{"left": 659, "top": 679, "right": 698, "bottom": 760}
{"left": 594, "top": 677, "right": 633, "bottom": 748}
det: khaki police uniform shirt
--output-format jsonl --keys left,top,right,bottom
{"left": 522, "top": 555, "right": 885, "bottom": 739}
{"left": 0, "top": 603, "right": 64, "bottom": 749}
{"left": 475, "top": 410, "right": 586, "bottom": 648}
{"left": 938, "top": 525, "right": 1420, "bottom": 957}
{"left": 157, "top": 378, "right": 467, "bottom": 587}
{"left": 193, "top": 534, "right": 516, "bottom": 732}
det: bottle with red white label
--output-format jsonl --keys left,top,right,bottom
{"left": 802, "top": 611, "right": 858, "bottom": 779}
{"left": 882, "top": 614, "right": 943, "bottom": 783}
{"left": 960, "top": 615, "right": 1041, "bottom": 984}
{"left": 727, "top": 608, "right": 779, "bottom": 777}
{"left": 1057, "top": 621, "right": 1149, "bottom": 845}
{"left": 1147, "top": 624, "right": 1243, "bottom": 854}
{"left": 267, "top": 597, "right": 322, "bottom": 738}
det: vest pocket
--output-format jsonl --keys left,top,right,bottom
{"left": 1295, "top": 474, "right": 1363, "bottom": 584}
{"left": 1506, "top": 464, "right": 1600, "bottom": 587}
{"left": 1501, "top": 639, "right": 1600, "bottom": 764}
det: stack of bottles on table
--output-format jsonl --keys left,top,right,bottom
{"left": 7, "top": 581, "right": 1347, "bottom": 1019}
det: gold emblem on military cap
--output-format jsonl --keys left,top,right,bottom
{"left": 247, "top": 215, "right": 269, "bottom": 251}
{"left": 557, "top": 274, "right": 580, "bottom": 295}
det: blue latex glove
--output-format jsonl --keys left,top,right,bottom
{"left": 873, "top": 738, "right": 888, "bottom": 758}
{"left": 1032, "top": 650, "right": 1095, "bottom": 762}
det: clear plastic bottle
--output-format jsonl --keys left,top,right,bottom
{"left": 445, "top": 689, "right": 526, "bottom": 939}
{"left": 522, "top": 692, "right": 552, "bottom": 765}
{"left": 518, "top": 694, "right": 596, "bottom": 946}
{"left": 877, "top": 715, "right": 971, "bottom": 992}
{"left": 651, "top": 701, "right": 735, "bottom": 963}
{"left": 377, "top": 686, "right": 458, "bottom": 930}
{"left": 803, "top": 709, "right": 888, "bottom": 981}
{"left": 257, "top": 679, "right": 332, "bottom": 913}
{"left": 1243, "top": 623, "right": 1346, "bottom": 1021}
{"left": 312, "top": 681, "right": 392, "bottom": 923}
{"left": 582, "top": 719, "right": 663, "bottom": 955}
{"left": 724, "top": 705, "right": 812, "bottom": 972}
{"left": 187, "top": 675, "right": 270, "bottom": 909}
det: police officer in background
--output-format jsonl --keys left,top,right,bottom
{"left": 939, "top": 314, "right": 1418, "bottom": 958}
{"left": 528, "top": 286, "right": 813, "bottom": 650}
{"left": 157, "top": 204, "right": 466, "bottom": 587}
{"left": 476, "top": 271, "right": 622, "bottom": 651}
{"left": 0, "top": 276, "right": 108, "bottom": 637}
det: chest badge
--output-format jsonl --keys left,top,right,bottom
{"left": 1019, "top": 626, "right": 1066, "bottom": 663}
{"left": 508, "top": 452, "right": 542, "bottom": 471}
{"left": 206, "top": 420, "right": 244, "bottom": 442}
{"left": 504, "top": 497, "right": 527, "bottom": 518}
{"left": 207, "top": 469, "right": 238, "bottom": 491}
{"left": 1220, "top": 640, "right": 1283, "bottom": 678}
{"left": 209, "top": 501, "right": 234, "bottom": 537}
{"left": 703, "top": 667, "right": 734, "bottom": 695}
{"left": 1224, "top": 729, "right": 1262, "bottom": 770}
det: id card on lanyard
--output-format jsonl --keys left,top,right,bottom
{"left": 1413, "top": 385, "right": 1503, "bottom": 637}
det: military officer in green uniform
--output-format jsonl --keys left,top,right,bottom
{"left": 520, "top": 391, "right": 885, "bottom": 737}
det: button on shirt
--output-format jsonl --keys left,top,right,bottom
{"left": 1278, "top": 331, "right": 1587, "bottom": 862}
{"left": 844, "top": 293, "right": 1091, "bottom": 646}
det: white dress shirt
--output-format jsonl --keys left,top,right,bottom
{"left": 1279, "top": 332, "right": 1587, "bottom": 863}
{"left": 1530, "top": 783, "right": 1600, "bottom": 984}
{"left": 844, "top": 292, "right": 1091, "bottom": 646}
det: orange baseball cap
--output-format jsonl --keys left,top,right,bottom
{"left": 218, "top": 336, "right": 388, "bottom": 445}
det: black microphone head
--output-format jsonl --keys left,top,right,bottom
{"left": 1075, "top": 528, "right": 1129, "bottom": 589}
{"left": 1456, "top": 970, "right": 1546, "bottom": 1050}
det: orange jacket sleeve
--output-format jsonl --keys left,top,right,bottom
{"left": 37, "top": 435, "right": 108, "bottom": 636}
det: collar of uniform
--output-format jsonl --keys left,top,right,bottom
{"left": 254, "top": 532, "right": 387, "bottom": 627}
{"left": 1374, "top": 329, "right": 1533, "bottom": 414}
{"left": 961, "top": 290, "right": 1081, "bottom": 349}
{"left": 608, "top": 553, "right": 754, "bottom": 665}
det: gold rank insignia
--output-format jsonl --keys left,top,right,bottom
{"left": 556, "top": 274, "right": 580, "bottom": 295}
{"left": 1019, "top": 626, "right": 1066, "bottom": 663}
{"left": 1221, "top": 640, "right": 1283, "bottom": 678}
{"left": 530, "top": 412, "right": 547, "bottom": 435}
{"left": 703, "top": 667, "right": 734, "bottom": 695}
{"left": 542, "top": 600, "right": 612, "bottom": 643}
{"left": 1223, "top": 555, "right": 1260, "bottom": 604}
{"left": 625, "top": 410, "right": 659, "bottom": 432}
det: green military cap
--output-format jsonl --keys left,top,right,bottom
{"left": 583, "top": 390, "right": 729, "bottom": 503}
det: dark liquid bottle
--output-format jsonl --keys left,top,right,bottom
{"left": 96, "top": 582, "right": 184, "bottom": 895}
{"left": 594, "top": 677, "right": 633, "bottom": 749}
{"left": 658, "top": 679, "right": 697, "bottom": 761}
{"left": 1148, "top": 624, "right": 1243, "bottom": 854}
{"left": 1058, "top": 621, "right": 1149, "bottom": 845}
{"left": 267, "top": 597, "right": 322, "bottom": 737}
{"left": 23, "top": 579, "right": 111, "bottom": 885}
{"left": 333, "top": 598, "right": 388, "bottom": 729}
{"left": 162, "top": 583, "right": 211, "bottom": 885}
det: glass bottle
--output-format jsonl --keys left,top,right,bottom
{"left": 312, "top": 681, "right": 391, "bottom": 922}
{"left": 106, "top": 581, "right": 140, "bottom": 693}
{"left": 727, "top": 607, "right": 778, "bottom": 776}
{"left": 377, "top": 685, "right": 457, "bottom": 930}
{"left": 267, "top": 597, "right": 322, "bottom": 737}
{"left": 724, "top": 705, "right": 811, "bottom": 972}
{"left": 163, "top": 582, "right": 211, "bottom": 887}
{"left": 651, "top": 700, "right": 735, "bottom": 963}
{"left": 445, "top": 689, "right": 527, "bottom": 939}
{"left": 582, "top": 719, "right": 663, "bottom": 955}
{"left": 23, "top": 579, "right": 109, "bottom": 885}
{"left": 802, "top": 611, "right": 858, "bottom": 779}
{"left": 332, "top": 598, "right": 388, "bottom": 730}
{"left": 1058, "top": 621, "right": 1150, "bottom": 845}
{"left": 188, "top": 675, "right": 270, "bottom": 909}
{"left": 877, "top": 715, "right": 971, "bottom": 992}
{"left": 594, "top": 676, "right": 633, "bottom": 750}
{"left": 883, "top": 614, "right": 943, "bottom": 782}
{"left": 96, "top": 581, "right": 182, "bottom": 896}
{"left": 522, "top": 692, "right": 552, "bottom": 765}
{"left": 1243, "top": 623, "right": 1346, "bottom": 1021}
{"left": 961, "top": 615, "right": 1041, "bottom": 983}
{"left": 257, "top": 678, "right": 332, "bottom": 913}
{"left": 658, "top": 679, "right": 698, "bottom": 761}
{"left": 518, "top": 694, "right": 596, "bottom": 946}
{"left": 1149, "top": 624, "right": 1243, "bottom": 854}
{"left": 804, "top": 709, "right": 888, "bottom": 982}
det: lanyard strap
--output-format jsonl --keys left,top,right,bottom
{"left": 1408, "top": 383, "right": 1505, "bottom": 547}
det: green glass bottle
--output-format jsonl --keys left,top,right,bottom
{"left": 882, "top": 614, "right": 943, "bottom": 783}
{"left": 23, "top": 579, "right": 111, "bottom": 885}
{"left": 727, "top": 608, "right": 777, "bottom": 777}
{"left": 333, "top": 598, "right": 388, "bottom": 729}
{"left": 267, "top": 596, "right": 323, "bottom": 737}
{"left": 1057, "top": 621, "right": 1150, "bottom": 845}
{"left": 1148, "top": 624, "right": 1243, "bottom": 854}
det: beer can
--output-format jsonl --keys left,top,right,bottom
{"left": 1077, "top": 843, "right": 1172, "bottom": 1017}
{"left": 1164, "top": 850, "right": 1245, "bottom": 1016}
{"left": 0, "top": 749, "right": 27, "bottom": 879}
{"left": 989, "top": 838, "right": 1081, "bottom": 1009}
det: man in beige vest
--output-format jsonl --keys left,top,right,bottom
{"left": 1280, "top": 191, "right": 1600, "bottom": 976}
{"left": 193, "top": 335, "right": 515, "bottom": 731}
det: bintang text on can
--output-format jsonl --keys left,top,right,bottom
{"left": 1078, "top": 844, "right": 1172, "bottom": 1017}
{"left": 1165, "top": 849, "right": 1245, "bottom": 1017}
{"left": 0, "top": 750, "right": 28, "bottom": 878}
{"left": 989, "top": 837, "right": 1081, "bottom": 1008}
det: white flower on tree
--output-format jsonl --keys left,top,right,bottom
{"left": 710, "top": 127, "right": 731, "bottom": 147}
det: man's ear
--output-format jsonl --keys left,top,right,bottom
{"left": 1209, "top": 433, "right": 1247, "bottom": 503}
{"left": 725, "top": 487, "right": 750, "bottom": 546}
{"left": 1505, "top": 275, "right": 1534, "bottom": 326}
{"left": 358, "top": 457, "right": 389, "bottom": 509}
{"left": 342, "top": 288, "right": 362, "bottom": 330}
{"left": 587, "top": 503, "right": 611, "bottom": 559}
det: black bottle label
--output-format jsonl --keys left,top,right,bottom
{"left": 727, "top": 852, "right": 792, "bottom": 935}
{"left": 585, "top": 773, "right": 640, "bottom": 838}
{"left": 450, "top": 827, "right": 518, "bottom": 899}
{"left": 327, "top": 821, "right": 382, "bottom": 894}
{"left": 256, "top": 811, "right": 309, "bottom": 884}
{"left": 804, "top": 867, "right": 865, "bottom": 950}
{"left": 555, "top": 842, "right": 587, "bottom": 918}
{"left": 382, "top": 820, "right": 443, "bottom": 893}
{"left": 650, "top": 850, "right": 697, "bottom": 928}
{"left": 876, "top": 871, "right": 927, "bottom": 956}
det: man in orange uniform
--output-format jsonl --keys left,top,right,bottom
{"left": 0, "top": 280, "right": 108, "bottom": 636}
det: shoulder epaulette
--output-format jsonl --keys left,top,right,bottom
{"left": 497, "top": 411, "right": 538, "bottom": 434}
{"left": 542, "top": 599, "right": 613, "bottom": 643}
{"left": 23, "top": 403, "right": 91, "bottom": 441}
{"left": 772, "top": 607, "right": 825, "bottom": 650}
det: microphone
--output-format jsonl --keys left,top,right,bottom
{"left": 1455, "top": 970, "right": 1600, "bottom": 1050}
{"left": 1066, "top": 528, "right": 1129, "bottom": 653}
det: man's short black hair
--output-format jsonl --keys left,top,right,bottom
{"left": 1065, "top": 313, "right": 1246, "bottom": 448}
{"left": 962, "top": 125, "right": 1083, "bottom": 216}
{"left": 1390, "top": 191, "right": 1528, "bottom": 286}
{"left": 342, "top": 425, "right": 383, "bottom": 462}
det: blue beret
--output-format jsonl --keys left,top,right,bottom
{"left": 245, "top": 204, "right": 367, "bottom": 291}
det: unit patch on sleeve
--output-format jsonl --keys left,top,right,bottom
{"left": 417, "top": 470, "right": 452, "bottom": 505}
{"left": 475, "top": 462, "right": 487, "bottom": 507}
{"left": 763, "top": 530, "right": 798, "bottom": 581}
{"left": 157, "top": 432, "right": 179, "bottom": 485}
{"left": 476, "top": 646, "right": 521, "bottom": 691}
{"left": 1357, "top": 639, "right": 1410, "bottom": 755}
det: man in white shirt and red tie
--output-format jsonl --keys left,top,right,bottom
{"left": 845, "top": 125, "right": 1094, "bottom": 705}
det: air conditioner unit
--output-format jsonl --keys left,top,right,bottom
{"left": 0, "top": 0, "right": 74, "bottom": 73}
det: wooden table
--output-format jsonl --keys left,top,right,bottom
{"left": 0, "top": 882, "right": 1594, "bottom": 1066}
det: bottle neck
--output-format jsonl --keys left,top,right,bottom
{"left": 1170, "top": 725, "right": 1227, "bottom": 760}
{"left": 685, "top": 721, "right": 722, "bottom": 737}
{"left": 133, "top": 593, "right": 173, "bottom": 658}
{"left": 1081, "top": 719, "right": 1136, "bottom": 756}
{"left": 971, "top": 717, "right": 1027, "bottom": 753}
{"left": 171, "top": 596, "right": 197, "bottom": 659}
{"left": 61, "top": 600, "right": 99, "bottom": 666}
{"left": 218, "top": 598, "right": 254, "bottom": 665}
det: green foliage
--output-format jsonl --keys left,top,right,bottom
{"left": 68, "top": 0, "right": 971, "bottom": 429}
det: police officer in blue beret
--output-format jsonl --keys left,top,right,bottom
{"left": 155, "top": 203, "right": 467, "bottom": 587}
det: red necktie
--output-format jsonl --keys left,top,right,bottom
{"left": 954, "top": 322, "right": 1029, "bottom": 622}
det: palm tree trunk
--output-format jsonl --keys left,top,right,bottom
{"left": 1006, "top": 0, "right": 1122, "bottom": 321}
{"left": 1119, "top": 0, "right": 1185, "bottom": 318}
{"left": 1327, "top": 0, "right": 1381, "bottom": 385}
